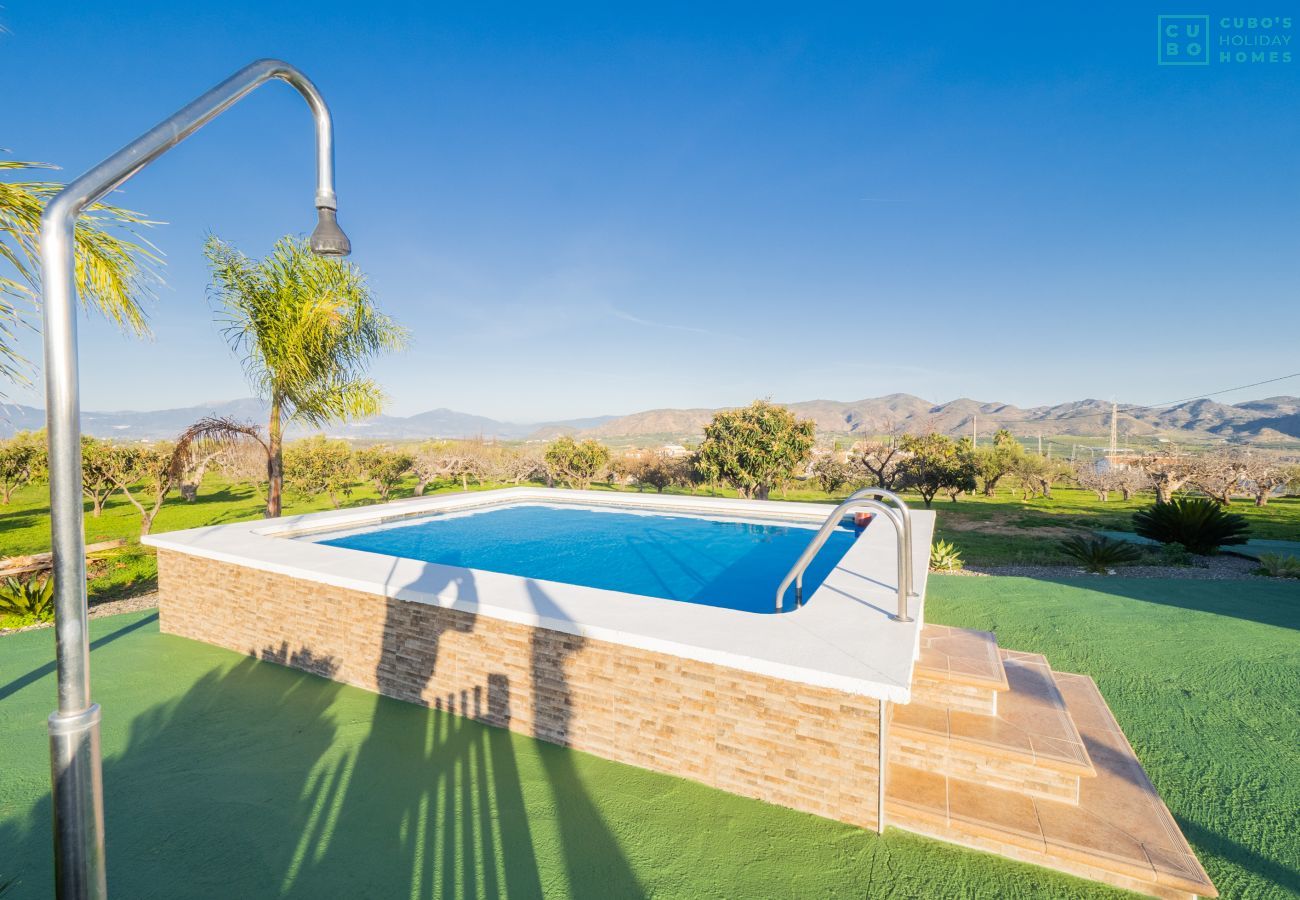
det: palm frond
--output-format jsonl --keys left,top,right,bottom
{"left": 204, "top": 235, "right": 407, "bottom": 429}
{"left": 0, "top": 159, "right": 164, "bottom": 384}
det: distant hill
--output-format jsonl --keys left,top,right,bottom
{"left": 3, "top": 394, "right": 1298, "bottom": 444}
{"left": 0, "top": 399, "right": 615, "bottom": 442}
{"left": 545, "top": 394, "right": 1300, "bottom": 444}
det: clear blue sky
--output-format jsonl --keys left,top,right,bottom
{"left": 3, "top": 2, "right": 1298, "bottom": 422}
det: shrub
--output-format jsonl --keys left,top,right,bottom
{"left": 1254, "top": 553, "right": 1300, "bottom": 578}
{"left": 0, "top": 576, "right": 55, "bottom": 623}
{"left": 1132, "top": 498, "right": 1249, "bottom": 555}
{"left": 1058, "top": 536, "right": 1144, "bottom": 574}
{"left": 929, "top": 540, "right": 964, "bottom": 571}
{"left": 1155, "top": 543, "right": 1194, "bottom": 567}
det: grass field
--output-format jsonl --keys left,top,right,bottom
{"left": 1, "top": 575, "right": 1296, "bottom": 897}
{"left": 1, "top": 476, "right": 1297, "bottom": 627}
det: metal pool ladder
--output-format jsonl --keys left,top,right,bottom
{"left": 774, "top": 487, "right": 917, "bottom": 620}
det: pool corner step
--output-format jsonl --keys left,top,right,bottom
{"left": 885, "top": 664, "right": 1217, "bottom": 900}
{"left": 891, "top": 645, "right": 1094, "bottom": 804}
{"left": 911, "top": 624, "right": 1008, "bottom": 715}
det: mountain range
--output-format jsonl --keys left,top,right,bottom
{"left": 2, "top": 394, "right": 1298, "bottom": 443}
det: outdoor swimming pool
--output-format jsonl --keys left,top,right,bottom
{"left": 306, "top": 503, "right": 858, "bottom": 614}
{"left": 146, "top": 488, "right": 933, "bottom": 833}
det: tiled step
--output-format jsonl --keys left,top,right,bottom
{"left": 885, "top": 670, "right": 1217, "bottom": 900}
{"left": 891, "top": 649, "right": 1095, "bottom": 803}
{"left": 911, "top": 624, "right": 1008, "bottom": 714}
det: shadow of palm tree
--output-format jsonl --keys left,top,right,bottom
{"left": 0, "top": 647, "right": 345, "bottom": 897}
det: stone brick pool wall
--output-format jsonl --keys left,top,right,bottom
{"left": 156, "top": 549, "right": 883, "bottom": 829}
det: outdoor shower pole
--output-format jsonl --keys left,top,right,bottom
{"left": 38, "top": 59, "right": 349, "bottom": 899}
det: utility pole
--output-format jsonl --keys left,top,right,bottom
{"left": 972, "top": 414, "right": 978, "bottom": 447}
{"left": 1109, "top": 401, "right": 1119, "bottom": 458}
{"left": 1037, "top": 432, "right": 1043, "bottom": 455}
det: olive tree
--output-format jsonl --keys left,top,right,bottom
{"left": 976, "top": 429, "right": 1023, "bottom": 496}
{"left": 105, "top": 443, "right": 181, "bottom": 536}
{"left": 694, "top": 400, "right": 815, "bottom": 500}
{"left": 623, "top": 451, "right": 691, "bottom": 493}
{"left": 544, "top": 436, "right": 611, "bottom": 490}
{"left": 80, "top": 436, "right": 118, "bottom": 517}
{"left": 897, "top": 433, "right": 977, "bottom": 507}
{"left": 356, "top": 446, "right": 413, "bottom": 501}
{"left": 284, "top": 436, "right": 355, "bottom": 508}
{"left": 0, "top": 431, "right": 44, "bottom": 504}
{"left": 810, "top": 453, "right": 850, "bottom": 494}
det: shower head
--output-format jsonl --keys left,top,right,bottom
{"left": 310, "top": 206, "right": 351, "bottom": 256}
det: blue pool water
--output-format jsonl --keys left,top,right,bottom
{"left": 312, "top": 503, "right": 858, "bottom": 613}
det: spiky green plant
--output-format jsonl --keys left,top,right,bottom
{"left": 1058, "top": 535, "right": 1144, "bottom": 574}
{"left": 0, "top": 575, "right": 54, "bottom": 623}
{"left": 1132, "top": 498, "right": 1249, "bottom": 556}
{"left": 929, "top": 539, "right": 964, "bottom": 571}
{"left": 0, "top": 159, "right": 161, "bottom": 384}
{"left": 204, "top": 235, "right": 408, "bottom": 516}
{"left": 1254, "top": 553, "right": 1300, "bottom": 578}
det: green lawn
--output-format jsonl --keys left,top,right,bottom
{"left": 1, "top": 576, "right": 1296, "bottom": 898}
{"left": 3, "top": 475, "right": 1297, "bottom": 623}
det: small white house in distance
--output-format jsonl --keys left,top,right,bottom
{"left": 659, "top": 444, "right": 690, "bottom": 458}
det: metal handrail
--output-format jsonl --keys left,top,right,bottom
{"left": 775, "top": 498, "right": 913, "bottom": 622}
{"left": 846, "top": 487, "right": 917, "bottom": 599}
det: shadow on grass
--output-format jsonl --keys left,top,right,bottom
{"left": 1179, "top": 818, "right": 1300, "bottom": 896}
{"left": 1023, "top": 574, "right": 1300, "bottom": 630}
{"left": 0, "top": 612, "right": 157, "bottom": 703}
{"left": 0, "top": 567, "right": 646, "bottom": 898}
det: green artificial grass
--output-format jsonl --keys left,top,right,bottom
{"left": 2, "top": 576, "right": 1298, "bottom": 898}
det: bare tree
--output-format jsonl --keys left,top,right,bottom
{"left": 1072, "top": 460, "right": 1121, "bottom": 501}
{"left": 1238, "top": 452, "right": 1293, "bottom": 507}
{"left": 214, "top": 441, "right": 271, "bottom": 503}
{"left": 849, "top": 440, "right": 906, "bottom": 490}
{"left": 1190, "top": 449, "right": 1246, "bottom": 506}
{"left": 1137, "top": 452, "right": 1202, "bottom": 504}
{"left": 1112, "top": 465, "right": 1150, "bottom": 501}
{"left": 499, "top": 446, "right": 549, "bottom": 485}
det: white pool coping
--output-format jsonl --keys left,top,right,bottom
{"left": 143, "top": 488, "right": 934, "bottom": 703}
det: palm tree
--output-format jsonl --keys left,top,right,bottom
{"left": 204, "top": 235, "right": 407, "bottom": 516}
{"left": 0, "top": 159, "right": 160, "bottom": 383}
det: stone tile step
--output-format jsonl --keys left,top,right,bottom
{"left": 892, "top": 649, "right": 1095, "bottom": 787}
{"left": 914, "top": 624, "right": 1009, "bottom": 692}
{"left": 884, "top": 671, "right": 1216, "bottom": 899}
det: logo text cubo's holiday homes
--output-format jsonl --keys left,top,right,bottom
{"left": 1158, "top": 15, "right": 1292, "bottom": 66}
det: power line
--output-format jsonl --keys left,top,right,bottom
{"left": 1027, "top": 371, "right": 1300, "bottom": 426}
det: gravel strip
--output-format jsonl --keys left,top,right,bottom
{"left": 0, "top": 592, "right": 158, "bottom": 637}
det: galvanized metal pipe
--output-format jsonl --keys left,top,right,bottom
{"left": 775, "top": 497, "right": 913, "bottom": 621}
{"left": 38, "top": 59, "right": 341, "bottom": 899}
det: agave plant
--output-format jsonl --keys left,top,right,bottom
{"left": 0, "top": 575, "right": 55, "bottom": 622}
{"left": 929, "top": 539, "right": 964, "bottom": 571}
{"left": 1058, "top": 536, "right": 1144, "bottom": 574}
{"left": 1132, "top": 498, "right": 1249, "bottom": 556}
